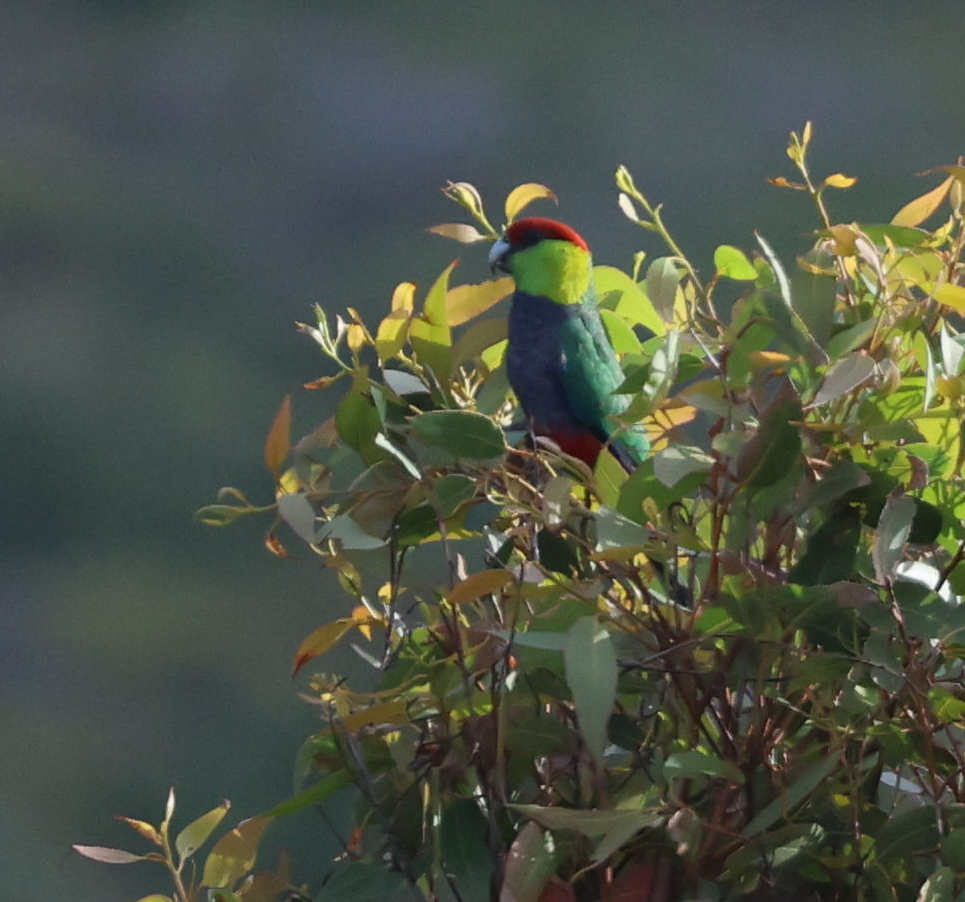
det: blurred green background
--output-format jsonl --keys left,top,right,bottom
{"left": 4, "top": 1, "right": 963, "bottom": 897}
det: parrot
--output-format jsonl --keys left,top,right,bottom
{"left": 488, "top": 216, "right": 649, "bottom": 472}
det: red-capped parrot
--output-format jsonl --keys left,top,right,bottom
{"left": 489, "top": 217, "right": 648, "bottom": 471}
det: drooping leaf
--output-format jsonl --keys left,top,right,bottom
{"left": 501, "top": 822, "right": 563, "bottom": 902}
{"left": 645, "top": 257, "right": 684, "bottom": 323}
{"left": 263, "top": 394, "right": 292, "bottom": 478}
{"left": 871, "top": 492, "right": 915, "bottom": 585}
{"left": 276, "top": 493, "right": 317, "bottom": 545}
{"left": 564, "top": 617, "right": 617, "bottom": 763}
{"left": 439, "top": 799, "right": 491, "bottom": 902}
{"left": 292, "top": 619, "right": 357, "bottom": 676}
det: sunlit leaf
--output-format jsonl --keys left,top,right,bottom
{"left": 714, "top": 245, "right": 757, "bottom": 280}
{"left": 445, "top": 276, "right": 512, "bottom": 327}
{"left": 892, "top": 176, "right": 954, "bottom": 227}
{"left": 443, "top": 181, "right": 487, "bottom": 220}
{"left": 933, "top": 283, "right": 965, "bottom": 313}
{"left": 292, "top": 619, "right": 356, "bottom": 676}
{"left": 445, "top": 569, "right": 514, "bottom": 605}
{"left": 263, "top": 394, "right": 291, "bottom": 478}
{"left": 645, "top": 257, "right": 684, "bottom": 323}
{"left": 116, "top": 817, "right": 163, "bottom": 847}
{"left": 72, "top": 845, "right": 143, "bottom": 864}
{"left": 505, "top": 182, "right": 557, "bottom": 222}
{"left": 595, "top": 265, "right": 665, "bottom": 335}
{"left": 872, "top": 493, "right": 915, "bottom": 585}
{"left": 176, "top": 801, "right": 230, "bottom": 861}
{"left": 823, "top": 172, "right": 858, "bottom": 189}
{"left": 201, "top": 817, "right": 272, "bottom": 889}
{"left": 653, "top": 445, "right": 713, "bottom": 487}
{"left": 426, "top": 222, "right": 490, "bottom": 243}
{"left": 564, "top": 618, "right": 617, "bottom": 763}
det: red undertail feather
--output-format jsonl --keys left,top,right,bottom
{"left": 542, "top": 429, "right": 604, "bottom": 467}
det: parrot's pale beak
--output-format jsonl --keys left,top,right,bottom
{"left": 488, "top": 237, "right": 512, "bottom": 275}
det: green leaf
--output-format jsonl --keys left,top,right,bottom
{"left": 714, "top": 245, "right": 757, "bottom": 280}
{"left": 594, "top": 505, "right": 648, "bottom": 552}
{"left": 594, "top": 265, "right": 665, "bottom": 335}
{"left": 201, "top": 817, "right": 272, "bottom": 889}
{"left": 263, "top": 770, "right": 351, "bottom": 818}
{"left": 916, "top": 866, "right": 954, "bottom": 902}
{"left": 439, "top": 799, "right": 491, "bottom": 902}
{"left": 564, "top": 618, "right": 618, "bottom": 763}
{"left": 645, "top": 257, "right": 684, "bottom": 322}
{"left": 872, "top": 493, "right": 915, "bottom": 584}
{"left": 276, "top": 493, "right": 317, "bottom": 545}
{"left": 335, "top": 388, "right": 383, "bottom": 463}
{"left": 941, "top": 829, "right": 965, "bottom": 869}
{"left": 511, "top": 804, "right": 657, "bottom": 838}
{"left": 432, "top": 473, "right": 477, "bottom": 518}
{"left": 318, "top": 861, "right": 413, "bottom": 902}
{"left": 826, "top": 319, "right": 876, "bottom": 358}
{"left": 811, "top": 353, "right": 876, "bottom": 406}
{"left": 175, "top": 800, "right": 230, "bottom": 861}
{"left": 873, "top": 805, "right": 940, "bottom": 864}
{"left": 652, "top": 445, "right": 713, "bottom": 488}
{"left": 599, "top": 308, "right": 643, "bottom": 354}
{"left": 741, "top": 754, "right": 839, "bottom": 836}
{"left": 502, "top": 822, "right": 563, "bottom": 902}
{"left": 664, "top": 750, "right": 740, "bottom": 780}
{"left": 410, "top": 410, "right": 505, "bottom": 460}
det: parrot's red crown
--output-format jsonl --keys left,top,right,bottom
{"left": 504, "top": 217, "right": 589, "bottom": 252}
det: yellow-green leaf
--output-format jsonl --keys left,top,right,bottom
{"left": 201, "top": 816, "right": 272, "bottom": 889}
{"left": 823, "top": 172, "right": 858, "bottom": 189}
{"left": 409, "top": 316, "right": 452, "bottom": 377}
{"left": 426, "top": 222, "right": 490, "bottom": 243}
{"left": 445, "top": 277, "right": 512, "bottom": 327}
{"left": 443, "top": 181, "right": 486, "bottom": 220}
{"left": 504, "top": 183, "right": 557, "bottom": 222}
{"left": 714, "top": 245, "right": 757, "bottom": 281}
{"left": 176, "top": 801, "right": 230, "bottom": 861}
{"left": 424, "top": 261, "right": 458, "bottom": 326}
{"left": 933, "top": 283, "right": 965, "bottom": 312}
{"left": 594, "top": 265, "right": 666, "bottom": 335}
{"left": 292, "top": 618, "right": 356, "bottom": 676}
{"left": 892, "top": 176, "right": 953, "bottom": 227}
{"left": 445, "top": 569, "right": 515, "bottom": 605}
{"left": 263, "top": 395, "right": 292, "bottom": 478}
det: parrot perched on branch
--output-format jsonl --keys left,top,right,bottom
{"left": 489, "top": 217, "right": 648, "bottom": 472}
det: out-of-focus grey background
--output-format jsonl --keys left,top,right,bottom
{"left": 4, "top": 1, "right": 963, "bottom": 897}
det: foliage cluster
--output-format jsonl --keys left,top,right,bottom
{"left": 79, "top": 126, "right": 965, "bottom": 902}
